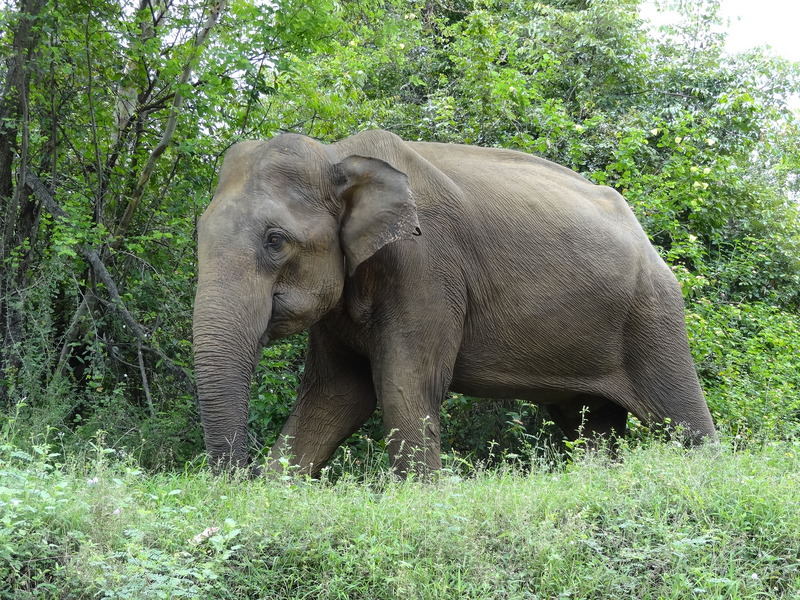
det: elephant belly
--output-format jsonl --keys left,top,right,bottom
{"left": 446, "top": 231, "right": 643, "bottom": 400}
{"left": 449, "top": 376, "right": 581, "bottom": 404}
{"left": 450, "top": 339, "right": 622, "bottom": 402}
{"left": 450, "top": 297, "right": 629, "bottom": 401}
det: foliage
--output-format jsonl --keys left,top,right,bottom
{"left": 440, "top": 394, "right": 564, "bottom": 466}
{"left": 249, "top": 335, "right": 306, "bottom": 451}
{"left": 1, "top": 437, "right": 799, "bottom": 598}
{"left": 0, "top": 0, "right": 352, "bottom": 466}
{"left": 0, "top": 0, "right": 799, "bottom": 465}
{"left": 688, "top": 300, "right": 800, "bottom": 441}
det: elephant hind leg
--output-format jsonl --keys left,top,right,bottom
{"left": 546, "top": 395, "right": 628, "bottom": 450}
{"left": 623, "top": 291, "right": 717, "bottom": 445}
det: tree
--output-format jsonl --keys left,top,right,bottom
{"left": 0, "top": 0, "right": 346, "bottom": 464}
{"left": 0, "top": 0, "right": 47, "bottom": 412}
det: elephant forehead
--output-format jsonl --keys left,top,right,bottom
{"left": 205, "top": 136, "right": 331, "bottom": 213}
{"left": 256, "top": 136, "right": 330, "bottom": 187}
{"left": 202, "top": 183, "right": 336, "bottom": 246}
{"left": 251, "top": 193, "right": 336, "bottom": 239}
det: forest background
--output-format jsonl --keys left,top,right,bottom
{"left": 1, "top": 0, "right": 800, "bottom": 469}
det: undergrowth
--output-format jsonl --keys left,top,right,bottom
{"left": 1, "top": 436, "right": 799, "bottom": 599}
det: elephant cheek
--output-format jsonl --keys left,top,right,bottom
{"left": 298, "top": 257, "right": 346, "bottom": 320}
{"left": 268, "top": 271, "right": 344, "bottom": 338}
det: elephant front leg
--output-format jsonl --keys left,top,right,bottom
{"left": 266, "top": 334, "right": 377, "bottom": 478}
{"left": 381, "top": 397, "right": 443, "bottom": 476}
{"left": 374, "top": 359, "right": 452, "bottom": 477}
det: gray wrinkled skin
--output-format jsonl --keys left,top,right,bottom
{"left": 193, "top": 129, "right": 717, "bottom": 476}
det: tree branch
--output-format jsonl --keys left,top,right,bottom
{"left": 114, "top": 0, "right": 228, "bottom": 243}
{"left": 24, "top": 169, "right": 195, "bottom": 396}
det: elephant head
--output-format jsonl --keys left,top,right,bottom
{"left": 193, "top": 134, "right": 420, "bottom": 471}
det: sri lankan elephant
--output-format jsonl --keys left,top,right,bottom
{"left": 193, "top": 129, "right": 717, "bottom": 475}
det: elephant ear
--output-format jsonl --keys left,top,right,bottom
{"left": 334, "top": 155, "right": 421, "bottom": 276}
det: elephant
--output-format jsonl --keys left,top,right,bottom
{"left": 193, "top": 129, "right": 717, "bottom": 476}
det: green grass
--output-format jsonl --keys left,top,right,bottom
{"left": 1, "top": 440, "right": 799, "bottom": 599}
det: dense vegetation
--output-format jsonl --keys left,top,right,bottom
{"left": 2, "top": 438, "right": 799, "bottom": 598}
{"left": 1, "top": 0, "right": 799, "bottom": 465}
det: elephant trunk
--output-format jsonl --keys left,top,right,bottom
{"left": 193, "top": 280, "right": 270, "bottom": 472}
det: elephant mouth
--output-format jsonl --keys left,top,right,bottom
{"left": 261, "top": 320, "right": 295, "bottom": 346}
{"left": 260, "top": 292, "right": 290, "bottom": 346}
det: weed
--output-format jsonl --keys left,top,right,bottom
{"left": 1, "top": 437, "right": 798, "bottom": 599}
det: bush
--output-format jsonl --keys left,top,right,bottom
{"left": 2, "top": 437, "right": 799, "bottom": 599}
{"left": 688, "top": 299, "right": 800, "bottom": 441}
{"left": 2, "top": 0, "right": 799, "bottom": 470}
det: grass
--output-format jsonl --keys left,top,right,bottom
{"left": 1, "top": 439, "right": 799, "bottom": 599}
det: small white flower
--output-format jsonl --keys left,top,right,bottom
{"left": 190, "top": 527, "right": 220, "bottom": 545}
{"left": 87, "top": 477, "right": 99, "bottom": 485}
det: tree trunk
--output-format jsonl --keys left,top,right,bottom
{"left": 0, "top": 0, "right": 46, "bottom": 408}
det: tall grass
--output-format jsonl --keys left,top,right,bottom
{"left": 1, "top": 438, "right": 798, "bottom": 599}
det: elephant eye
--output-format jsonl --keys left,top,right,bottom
{"left": 265, "top": 231, "right": 285, "bottom": 251}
